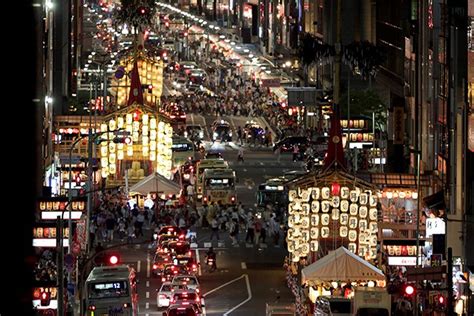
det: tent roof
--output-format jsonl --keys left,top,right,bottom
{"left": 301, "top": 247, "right": 385, "bottom": 284}
{"left": 129, "top": 172, "right": 180, "bottom": 196}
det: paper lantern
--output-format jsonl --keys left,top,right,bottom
{"left": 321, "top": 214, "right": 330, "bottom": 225}
{"left": 321, "top": 227, "right": 330, "bottom": 238}
{"left": 289, "top": 190, "right": 297, "bottom": 201}
{"left": 359, "top": 206, "right": 368, "bottom": 218}
{"left": 340, "top": 200, "right": 349, "bottom": 212}
{"left": 331, "top": 182, "right": 341, "bottom": 196}
{"left": 341, "top": 187, "right": 350, "bottom": 199}
{"left": 310, "top": 227, "right": 319, "bottom": 239}
{"left": 348, "top": 230, "right": 358, "bottom": 241}
{"left": 369, "top": 194, "right": 377, "bottom": 206}
{"left": 340, "top": 213, "right": 349, "bottom": 225}
{"left": 369, "top": 208, "right": 378, "bottom": 221}
{"left": 310, "top": 240, "right": 319, "bottom": 251}
{"left": 311, "top": 187, "right": 320, "bottom": 200}
{"left": 349, "top": 217, "right": 358, "bottom": 229}
{"left": 310, "top": 214, "right": 319, "bottom": 226}
{"left": 412, "top": 192, "right": 418, "bottom": 199}
{"left": 300, "top": 189, "right": 310, "bottom": 201}
{"left": 350, "top": 190, "right": 358, "bottom": 202}
{"left": 348, "top": 243, "right": 357, "bottom": 254}
{"left": 386, "top": 191, "right": 393, "bottom": 199}
{"left": 321, "top": 187, "right": 330, "bottom": 199}
{"left": 332, "top": 196, "right": 340, "bottom": 208}
{"left": 350, "top": 203, "right": 359, "bottom": 215}
{"left": 321, "top": 201, "right": 331, "bottom": 213}
{"left": 340, "top": 226, "right": 348, "bottom": 237}
{"left": 301, "top": 216, "right": 309, "bottom": 228}
{"left": 331, "top": 208, "right": 340, "bottom": 220}
{"left": 359, "top": 219, "right": 368, "bottom": 231}
{"left": 302, "top": 203, "right": 310, "bottom": 215}
{"left": 359, "top": 193, "right": 368, "bottom": 205}
{"left": 311, "top": 201, "right": 320, "bottom": 213}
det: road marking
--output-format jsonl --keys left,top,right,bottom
{"left": 223, "top": 274, "right": 252, "bottom": 315}
{"left": 196, "top": 248, "right": 202, "bottom": 276}
{"left": 137, "top": 260, "right": 141, "bottom": 273}
{"left": 147, "top": 256, "right": 151, "bottom": 278}
{"left": 145, "top": 302, "right": 149, "bottom": 309}
{"left": 146, "top": 291, "right": 150, "bottom": 299}
{"left": 203, "top": 274, "right": 245, "bottom": 297}
{"left": 146, "top": 281, "right": 150, "bottom": 287}
{"left": 241, "top": 262, "right": 247, "bottom": 269}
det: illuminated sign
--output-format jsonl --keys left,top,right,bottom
{"left": 41, "top": 211, "right": 83, "bottom": 220}
{"left": 426, "top": 218, "right": 446, "bottom": 237}
{"left": 33, "top": 238, "right": 69, "bottom": 248}
{"left": 33, "top": 227, "right": 70, "bottom": 247}
{"left": 265, "top": 185, "right": 284, "bottom": 191}
{"left": 388, "top": 256, "right": 421, "bottom": 266}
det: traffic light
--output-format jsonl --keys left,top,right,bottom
{"left": 106, "top": 252, "right": 121, "bottom": 265}
{"left": 40, "top": 292, "right": 51, "bottom": 306}
{"left": 403, "top": 284, "right": 415, "bottom": 297}
{"left": 138, "top": 6, "right": 147, "bottom": 15}
{"left": 113, "top": 136, "right": 132, "bottom": 144}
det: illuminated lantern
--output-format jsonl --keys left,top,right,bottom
{"left": 133, "top": 110, "right": 140, "bottom": 121}
{"left": 331, "top": 182, "right": 341, "bottom": 196}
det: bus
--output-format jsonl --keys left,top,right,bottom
{"left": 202, "top": 168, "right": 237, "bottom": 206}
{"left": 84, "top": 265, "right": 138, "bottom": 316}
{"left": 256, "top": 177, "right": 289, "bottom": 211}
{"left": 172, "top": 136, "right": 195, "bottom": 173}
{"left": 194, "top": 158, "right": 229, "bottom": 200}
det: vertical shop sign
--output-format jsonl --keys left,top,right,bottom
{"left": 393, "top": 106, "right": 404, "bottom": 144}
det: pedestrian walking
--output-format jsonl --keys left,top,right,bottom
{"left": 237, "top": 145, "right": 244, "bottom": 162}
{"left": 209, "top": 217, "right": 220, "bottom": 241}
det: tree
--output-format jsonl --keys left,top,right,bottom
{"left": 113, "top": 0, "right": 157, "bottom": 34}
{"left": 339, "top": 88, "right": 387, "bottom": 131}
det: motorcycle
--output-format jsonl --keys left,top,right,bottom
{"left": 206, "top": 257, "right": 216, "bottom": 272}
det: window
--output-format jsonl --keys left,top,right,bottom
{"left": 89, "top": 281, "right": 129, "bottom": 299}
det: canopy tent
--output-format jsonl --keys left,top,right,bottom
{"left": 301, "top": 247, "right": 385, "bottom": 285}
{"left": 129, "top": 172, "right": 181, "bottom": 196}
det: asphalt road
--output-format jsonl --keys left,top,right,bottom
{"left": 114, "top": 117, "right": 304, "bottom": 315}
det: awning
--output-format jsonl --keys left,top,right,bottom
{"left": 301, "top": 247, "right": 385, "bottom": 285}
{"left": 129, "top": 172, "right": 181, "bottom": 196}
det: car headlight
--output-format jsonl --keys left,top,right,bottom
{"left": 213, "top": 132, "right": 218, "bottom": 138}
{"left": 229, "top": 132, "right": 232, "bottom": 137}
{"left": 199, "top": 131, "right": 204, "bottom": 138}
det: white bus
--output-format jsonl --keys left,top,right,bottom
{"left": 202, "top": 168, "right": 237, "bottom": 206}
{"left": 84, "top": 265, "right": 138, "bottom": 316}
{"left": 194, "top": 159, "right": 229, "bottom": 200}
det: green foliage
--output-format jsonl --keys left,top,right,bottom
{"left": 339, "top": 89, "right": 387, "bottom": 130}
{"left": 114, "top": 0, "right": 157, "bottom": 31}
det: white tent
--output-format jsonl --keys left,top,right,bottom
{"left": 129, "top": 172, "right": 181, "bottom": 196}
{"left": 301, "top": 247, "right": 385, "bottom": 285}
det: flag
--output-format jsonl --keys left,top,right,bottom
{"left": 127, "top": 60, "right": 144, "bottom": 106}
{"left": 323, "top": 103, "right": 346, "bottom": 169}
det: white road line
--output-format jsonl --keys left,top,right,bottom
{"left": 146, "top": 281, "right": 150, "bottom": 287}
{"left": 145, "top": 302, "right": 149, "bottom": 309}
{"left": 137, "top": 260, "right": 141, "bottom": 273}
{"left": 147, "top": 256, "right": 151, "bottom": 278}
{"left": 203, "top": 274, "right": 245, "bottom": 297}
{"left": 202, "top": 298, "right": 207, "bottom": 316}
{"left": 191, "top": 113, "right": 195, "bottom": 125}
{"left": 241, "top": 262, "right": 247, "bottom": 269}
{"left": 223, "top": 274, "right": 252, "bottom": 315}
{"left": 196, "top": 248, "right": 202, "bottom": 276}
{"left": 146, "top": 291, "right": 150, "bottom": 299}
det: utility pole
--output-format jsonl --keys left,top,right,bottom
{"left": 56, "top": 216, "right": 64, "bottom": 316}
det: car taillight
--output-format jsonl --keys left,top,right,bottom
{"left": 231, "top": 196, "right": 236, "bottom": 202}
{"left": 182, "top": 301, "right": 190, "bottom": 305}
{"left": 170, "top": 115, "right": 176, "bottom": 118}
{"left": 192, "top": 264, "right": 197, "bottom": 269}
{"left": 195, "top": 297, "right": 200, "bottom": 302}
{"left": 203, "top": 196, "right": 207, "bottom": 202}
{"left": 162, "top": 277, "right": 166, "bottom": 282}
{"left": 88, "top": 305, "right": 96, "bottom": 311}
{"left": 153, "top": 264, "right": 158, "bottom": 270}
{"left": 123, "top": 303, "right": 129, "bottom": 308}
{"left": 180, "top": 115, "right": 186, "bottom": 118}
{"left": 173, "top": 270, "right": 178, "bottom": 274}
